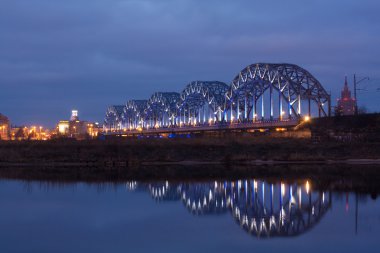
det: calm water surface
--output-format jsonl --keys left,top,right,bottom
{"left": 0, "top": 178, "right": 379, "bottom": 253}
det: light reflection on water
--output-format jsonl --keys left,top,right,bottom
{"left": 137, "top": 180, "right": 330, "bottom": 238}
{"left": 0, "top": 178, "right": 379, "bottom": 253}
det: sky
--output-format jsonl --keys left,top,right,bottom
{"left": 1, "top": 0, "right": 379, "bottom": 127}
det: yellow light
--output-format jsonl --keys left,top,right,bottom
{"left": 305, "top": 181, "right": 310, "bottom": 194}
{"left": 304, "top": 116, "right": 310, "bottom": 122}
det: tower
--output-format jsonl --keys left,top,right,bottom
{"left": 70, "top": 110, "right": 79, "bottom": 121}
{"left": 336, "top": 77, "right": 355, "bottom": 116}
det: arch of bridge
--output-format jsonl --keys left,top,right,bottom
{"left": 226, "top": 63, "right": 330, "bottom": 117}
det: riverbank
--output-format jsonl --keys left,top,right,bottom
{"left": 1, "top": 136, "right": 380, "bottom": 166}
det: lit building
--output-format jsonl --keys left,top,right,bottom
{"left": 10, "top": 126, "right": 50, "bottom": 141}
{"left": 10, "top": 127, "right": 28, "bottom": 140}
{"left": 336, "top": 77, "right": 355, "bottom": 116}
{"left": 58, "top": 121, "right": 70, "bottom": 135}
{"left": 0, "top": 113, "right": 10, "bottom": 140}
{"left": 56, "top": 110, "right": 101, "bottom": 139}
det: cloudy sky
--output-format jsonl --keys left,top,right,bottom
{"left": 1, "top": 0, "right": 379, "bottom": 126}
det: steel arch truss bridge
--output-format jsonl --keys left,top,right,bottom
{"left": 104, "top": 63, "right": 331, "bottom": 133}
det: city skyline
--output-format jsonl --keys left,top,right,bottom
{"left": 1, "top": 0, "right": 379, "bottom": 127}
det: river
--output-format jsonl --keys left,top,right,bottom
{"left": 0, "top": 177, "right": 379, "bottom": 253}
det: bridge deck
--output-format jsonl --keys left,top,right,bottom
{"left": 104, "top": 119, "right": 300, "bottom": 136}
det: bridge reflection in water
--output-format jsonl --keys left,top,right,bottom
{"left": 126, "top": 180, "right": 331, "bottom": 238}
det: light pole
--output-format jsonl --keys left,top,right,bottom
{"left": 354, "top": 74, "right": 369, "bottom": 115}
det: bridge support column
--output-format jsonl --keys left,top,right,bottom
{"left": 298, "top": 94, "right": 301, "bottom": 116}
{"left": 230, "top": 100, "right": 233, "bottom": 123}
{"left": 261, "top": 94, "right": 264, "bottom": 120}
{"left": 203, "top": 106, "right": 206, "bottom": 124}
{"left": 244, "top": 96, "right": 247, "bottom": 120}
{"left": 270, "top": 84, "right": 273, "bottom": 120}
{"left": 279, "top": 92, "right": 283, "bottom": 120}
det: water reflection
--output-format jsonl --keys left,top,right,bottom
{"left": 127, "top": 180, "right": 331, "bottom": 238}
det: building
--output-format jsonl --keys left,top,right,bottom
{"left": 10, "top": 126, "right": 51, "bottom": 141}
{"left": 56, "top": 110, "right": 101, "bottom": 139}
{"left": 336, "top": 77, "right": 356, "bottom": 116}
{"left": 0, "top": 113, "right": 10, "bottom": 140}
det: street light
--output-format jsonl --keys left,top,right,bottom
{"left": 354, "top": 74, "right": 369, "bottom": 115}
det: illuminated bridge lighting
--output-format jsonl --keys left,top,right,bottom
{"left": 104, "top": 63, "right": 331, "bottom": 134}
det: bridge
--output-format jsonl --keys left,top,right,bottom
{"left": 104, "top": 63, "right": 331, "bottom": 135}
{"left": 127, "top": 180, "right": 332, "bottom": 238}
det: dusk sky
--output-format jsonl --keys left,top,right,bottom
{"left": 1, "top": 0, "right": 379, "bottom": 127}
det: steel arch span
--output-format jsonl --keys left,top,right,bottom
{"left": 145, "top": 92, "right": 180, "bottom": 128}
{"left": 177, "top": 81, "right": 229, "bottom": 125}
{"left": 104, "top": 105, "right": 125, "bottom": 131}
{"left": 225, "top": 63, "right": 331, "bottom": 122}
{"left": 123, "top": 100, "right": 147, "bottom": 130}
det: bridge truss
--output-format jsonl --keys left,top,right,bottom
{"left": 225, "top": 63, "right": 331, "bottom": 122}
{"left": 123, "top": 100, "right": 147, "bottom": 130}
{"left": 104, "top": 105, "right": 125, "bottom": 131}
{"left": 145, "top": 92, "right": 180, "bottom": 128}
{"left": 177, "top": 81, "right": 229, "bottom": 125}
{"left": 104, "top": 63, "right": 331, "bottom": 132}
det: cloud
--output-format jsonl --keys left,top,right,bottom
{"left": 0, "top": 0, "right": 379, "bottom": 125}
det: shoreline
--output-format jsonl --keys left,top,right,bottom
{"left": 2, "top": 158, "right": 380, "bottom": 168}
{"left": 0, "top": 163, "right": 379, "bottom": 195}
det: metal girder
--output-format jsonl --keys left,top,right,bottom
{"left": 104, "top": 105, "right": 125, "bottom": 130}
{"left": 226, "top": 63, "right": 331, "bottom": 117}
{"left": 123, "top": 100, "right": 147, "bottom": 128}
{"left": 145, "top": 92, "right": 180, "bottom": 121}
{"left": 178, "top": 81, "right": 229, "bottom": 114}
